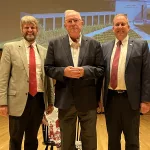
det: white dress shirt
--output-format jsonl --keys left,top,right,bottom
{"left": 109, "top": 35, "right": 129, "bottom": 90}
{"left": 24, "top": 39, "right": 44, "bottom": 92}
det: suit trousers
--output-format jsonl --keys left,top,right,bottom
{"left": 105, "top": 90, "right": 140, "bottom": 150}
{"left": 58, "top": 105, "right": 97, "bottom": 150}
{"left": 9, "top": 93, "right": 45, "bottom": 150}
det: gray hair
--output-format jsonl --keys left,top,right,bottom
{"left": 64, "top": 10, "right": 82, "bottom": 20}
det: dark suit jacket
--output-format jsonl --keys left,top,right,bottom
{"left": 102, "top": 38, "right": 150, "bottom": 110}
{"left": 45, "top": 35, "right": 104, "bottom": 112}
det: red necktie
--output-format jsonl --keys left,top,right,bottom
{"left": 29, "top": 45, "right": 37, "bottom": 96}
{"left": 110, "top": 41, "right": 122, "bottom": 89}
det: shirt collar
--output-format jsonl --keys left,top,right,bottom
{"left": 115, "top": 35, "right": 129, "bottom": 46}
{"left": 68, "top": 33, "right": 82, "bottom": 46}
{"left": 23, "top": 39, "right": 36, "bottom": 49}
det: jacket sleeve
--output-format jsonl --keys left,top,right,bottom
{"left": 44, "top": 75, "right": 55, "bottom": 109}
{"left": 82, "top": 41, "right": 104, "bottom": 79}
{"left": 44, "top": 40, "right": 65, "bottom": 82}
{"left": 0, "top": 44, "right": 11, "bottom": 105}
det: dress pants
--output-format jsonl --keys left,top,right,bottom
{"left": 58, "top": 105, "right": 97, "bottom": 150}
{"left": 105, "top": 90, "right": 140, "bottom": 150}
{"left": 9, "top": 93, "right": 45, "bottom": 150}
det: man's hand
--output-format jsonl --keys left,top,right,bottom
{"left": 76, "top": 67, "right": 84, "bottom": 77}
{"left": 64, "top": 66, "right": 84, "bottom": 78}
{"left": 0, "top": 106, "right": 8, "bottom": 117}
{"left": 42, "top": 115, "right": 48, "bottom": 126}
{"left": 46, "top": 104, "right": 54, "bottom": 114}
{"left": 140, "top": 102, "right": 150, "bottom": 114}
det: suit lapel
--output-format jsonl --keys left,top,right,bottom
{"left": 125, "top": 38, "right": 133, "bottom": 68}
{"left": 78, "top": 36, "right": 88, "bottom": 66}
{"left": 107, "top": 40, "right": 115, "bottom": 78}
{"left": 36, "top": 45, "right": 45, "bottom": 82}
{"left": 17, "top": 40, "right": 29, "bottom": 77}
{"left": 62, "top": 35, "right": 74, "bottom": 66}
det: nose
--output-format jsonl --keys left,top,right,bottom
{"left": 118, "top": 24, "right": 123, "bottom": 28}
{"left": 71, "top": 20, "right": 76, "bottom": 25}
{"left": 28, "top": 27, "right": 33, "bottom": 31}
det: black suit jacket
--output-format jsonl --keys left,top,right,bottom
{"left": 45, "top": 35, "right": 104, "bottom": 112}
{"left": 102, "top": 38, "right": 150, "bottom": 110}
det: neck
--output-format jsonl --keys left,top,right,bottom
{"left": 70, "top": 34, "right": 80, "bottom": 43}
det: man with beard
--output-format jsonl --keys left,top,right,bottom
{"left": 0, "top": 16, "right": 54, "bottom": 150}
{"left": 102, "top": 14, "right": 150, "bottom": 150}
{"left": 44, "top": 10, "right": 104, "bottom": 150}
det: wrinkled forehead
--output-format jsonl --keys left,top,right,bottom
{"left": 113, "top": 16, "right": 128, "bottom": 24}
{"left": 65, "top": 13, "right": 81, "bottom": 20}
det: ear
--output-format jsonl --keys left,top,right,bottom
{"left": 64, "top": 23, "right": 66, "bottom": 28}
{"left": 128, "top": 25, "right": 130, "bottom": 31}
{"left": 81, "top": 20, "right": 84, "bottom": 25}
{"left": 112, "top": 26, "right": 115, "bottom": 33}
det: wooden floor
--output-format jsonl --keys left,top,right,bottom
{"left": 0, "top": 113, "right": 150, "bottom": 150}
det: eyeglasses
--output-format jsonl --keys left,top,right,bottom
{"left": 114, "top": 23, "right": 127, "bottom": 27}
{"left": 65, "top": 19, "right": 81, "bottom": 24}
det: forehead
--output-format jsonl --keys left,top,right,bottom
{"left": 114, "top": 16, "right": 128, "bottom": 24}
{"left": 22, "top": 23, "right": 37, "bottom": 27}
{"left": 65, "top": 13, "right": 81, "bottom": 20}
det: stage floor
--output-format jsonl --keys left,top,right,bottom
{"left": 0, "top": 113, "right": 150, "bottom": 150}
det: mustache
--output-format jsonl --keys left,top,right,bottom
{"left": 26, "top": 34, "right": 35, "bottom": 36}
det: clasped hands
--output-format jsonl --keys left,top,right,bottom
{"left": 64, "top": 66, "right": 84, "bottom": 78}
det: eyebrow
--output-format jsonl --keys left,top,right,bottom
{"left": 114, "top": 22, "right": 127, "bottom": 25}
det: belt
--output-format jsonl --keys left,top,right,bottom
{"left": 108, "top": 89, "right": 127, "bottom": 94}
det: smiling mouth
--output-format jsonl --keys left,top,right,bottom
{"left": 117, "top": 31, "right": 124, "bottom": 34}
{"left": 27, "top": 34, "right": 34, "bottom": 36}
{"left": 70, "top": 29, "right": 78, "bottom": 32}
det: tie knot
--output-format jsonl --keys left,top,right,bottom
{"left": 117, "top": 41, "right": 122, "bottom": 47}
{"left": 29, "top": 45, "right": 33, "bottom": 48}
{"left": 71, "top": 42, "right": 80, "bottom": 49}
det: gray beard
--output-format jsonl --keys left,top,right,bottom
{"left": 24, "top": 35, "right": 36, "bottom": 43}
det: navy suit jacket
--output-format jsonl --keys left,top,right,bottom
{"left": 45, "top": 35, "right": 104, "bottom": 112}
{"left": 102, "top": 38, "right": 150, "bottom": 110}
